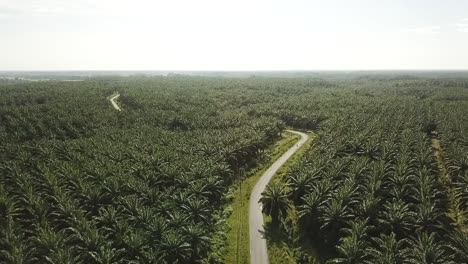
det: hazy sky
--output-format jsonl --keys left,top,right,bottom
{"left": 1, "top": 0, "right": 468, "bottom": 70}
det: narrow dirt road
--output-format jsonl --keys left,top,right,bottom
{"left": 249, "top": 130, "right": 309, "bottom": 264}
{"left": 110, "top": 94, "right": 121, "bottom": 111}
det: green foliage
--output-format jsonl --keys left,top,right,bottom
{"left": 1, "top": 75, "right": 468, "bottom": 263}
{"left": 266, "top": 77, "right": 468, "bottom": 263}
{"left": 0, "top": 77, "right": 284, "bottom": 263}
{"left": 260, "top": 181, "right": 290, "bottom": 226}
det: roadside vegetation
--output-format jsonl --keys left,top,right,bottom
{"left": 261, "top": 79, "right": 468, "bottom": 264}
{"left": 1, "top": 74, "right": 467, "bottom": 263}
{"left": 224, "top": 131, "right": 299, "bottom": 264}
{"left": 260, "top": 132, "right": 316, "bottom": 264}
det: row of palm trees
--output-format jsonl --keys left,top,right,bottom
{"left": 436, "top": 102, "right": 468, "bottom": 227}
{"left": 1, "top": 129, "right": 282, "bottom": 263}
{"left": 261, "top": 93, "right": 468, "bottom": 263}
{"left": 0, "top": 79, "right": 288, "bottom": 263}
{"left": 2, "top": 75, "right": 468, "bottom": 263}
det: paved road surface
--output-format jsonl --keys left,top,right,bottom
{"left": 110, "top": 94, "right": 121, "bottom": 111}
{"left": 249, "top": 130, "right": 309, "bottom": 264}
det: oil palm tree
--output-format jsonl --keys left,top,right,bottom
{"left": 44, "top": 247, "right": 81, "bottom": 264}
{"left": 182, "top": 224, "right": 210, "bottom": 261}
{"left": 260, "top": 181, "right": 289, "bottom": 225}
{"left": 89, "top": 244, "right": 125, "bottom": 264}
{"left": 288, "top": 172, "right": 312, "bottom": 204}
{"left": 31, "top": 224, "right": 70, "bottom": 261}
{"left": 158, "top": 232, "right": 192, "bottom": 264}
{"left": 121, "top": 230, "right": 147, "bottom": 261}
{"left": 319, "top": 197, "right": 354, "bottom": 244}
{"left": 448, "top": 155, "right": 468, "bottom": 178}
{"left": 413, "top": 200, "right": 443, "bottom": 233}
{"left": 0, "top": 227, "right": 36, "bottom": 264}
{"left": 447, "top": 229, "right": 468, "bottom": 262}
{"left": 329, "top": 219, "right": 371, "bottom": 264}
{"left": 406, "top": 231, "right": 455, "bottom": 264}
{"left": 365, "top": 232, "right": 407, "bottom": 264}
{"left": 378, "top": 199, "right": 414, "bottom": 237}
{"left": 298, "top": 191, "right": 325, "bottom": 227}
{"left": 181, "top": 198, "right": 211, "bottom": 224}
{"left": 145, "top": 216, "right": 168, "bottom": 242}
{"left": 330, "top": 236, "right": 368, "bottom": 264}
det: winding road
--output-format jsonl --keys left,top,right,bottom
{"left": 107, "top": 92, "right": 306, "bottom": 263}
{"left": 249, "top": 130, "right": 309, "bottom": 264}
{"left": 110, "top": 93, "right": 121, "bottom": 111}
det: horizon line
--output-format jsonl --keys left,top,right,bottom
{"left": 2, "top": 69, "right": 468, "bottom": 72}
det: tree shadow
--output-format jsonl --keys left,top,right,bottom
{"left": 262, "top": 220, "right": 333, "bottom": 263}
{"left": 263, "top": 221, "right": 290, "bottom": 244}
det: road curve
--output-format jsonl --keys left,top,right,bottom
{"left": 110, "top": 94, "right": 121, "bottom": 111}
{"left": 249, "top": 130, "right": 309, "bottom": 264}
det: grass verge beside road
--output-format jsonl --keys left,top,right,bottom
{"left": 225, "top": 131, "right": 300, "bottom": 264}
{"left": 264, "top": 131, "right": 318, "bottom": 264}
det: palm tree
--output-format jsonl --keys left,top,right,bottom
{"left": 358, "top": 192, "right": 381, "bottom": 222}
{"left": 145, "top": 216, "right": 168, "bottom": 242}
{"left": 188, "top": 180, "right": 211, "bottom": 200}
{"left": 329, "top": 219, "right": 370, "bottom": 264}
{"left": 346, "top": 157, "right": 369, "bottom": 182}
{"left": 361, "top": 141, "right": 381, "bottom": 160}
{"left": 166, "top": 211, "right": 189, "bottom": 229}
{"left": 0, "top": 192, "right": 18, "bottom": 227}
{"left": 31, "top": 224, "right": 70, "bottom": 261}
{"left": 381, "top": 142, "right": 397, "bottom": 163}
{"left": 78, "top": 185, "right": 111, "bottom": 216}
{"left": 121, "top": 230, "right": 147, "bottom": 261}
{"left": 260, "top": 181, "right": 289, "bottom": 225}
{"left": 334, "top": 179, "right": 358, "bottom": 207}
{"left": 329, "top": 236, "right": 368, "bottom": 264}
{"left": 415, "top": 145, "right": 433, "bottom": 169}
{"left": 448, "top": 155, "right": 468, "bottom": 178}
{"left": 158, "top": 232, "right": 192, "bottom": 264}
{"left": 413, "top": 200, "right": 443, "bottom": 233}
{"left": 89, "top": 244, "right": 125, "bottom": 264}
{"left": 49, "top": 191, "right": 88, "bottom": 230}
{"left": 202, "top": 175, "right": 226, "bottom": 204}
{"left": 68, "top": 224, "right": 105, "bottom": 262}
{"left": 447, "top": 229, "right": 468, "bottom": 262}
{"left": 140, "top": 189, "right": 162, "bottom": 206}
{"left": 0, "top": 225, "right": 36, "bottom": 264}
{"left": 181, "top": 198, "right": 211, "bottom": 224}
{"left": 288, "top": 172, "right": 312, "bottom": 204}
{"left": 44, "top": 247, "right": 81, "bottom": 264}
{"left": 298, "top": 191, "right": 325, "bottom": 228}
{"left": 365, "top": 232, "right": 407, "bottom": 264}
{"left": 378, "top": 199, "right": 414, "bottom": 237}
{"left": 182, "top": 224, "right": 210, "bottom": 261}
{"left": 139, "top": 247, "right": 161, "bottom": 264}
{"left": 406, "top": 231, "right": 455, "bottom": 264}
{"left": 453, "top": 171, "right": 468, "bottom": 206}
{"left": 319, "top": 198, "right": 354, "bottom": 244}
{"left": 120, "top": 196, "right": 143, "bottom": 219}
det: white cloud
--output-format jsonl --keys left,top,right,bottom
{"left": 0, "top": 0, "right": 104, "bottom": 17}
{"left": 455, "top": 24, "right": 468, "bottom": 32}
{"left": 454, "top": 19, "right": 468, "bottom": 32}
{"left": 404, "top": 26, "right": 441, "bottom": 35}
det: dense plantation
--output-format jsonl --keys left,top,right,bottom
{"left": 0, "top": 78, "right": 287, "bottom": 263}
{"left": 0, "top": 74, "right": 468, "bottom": 263}
{"left": 263, "top": 79, "right": 468, "bottom": 263}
